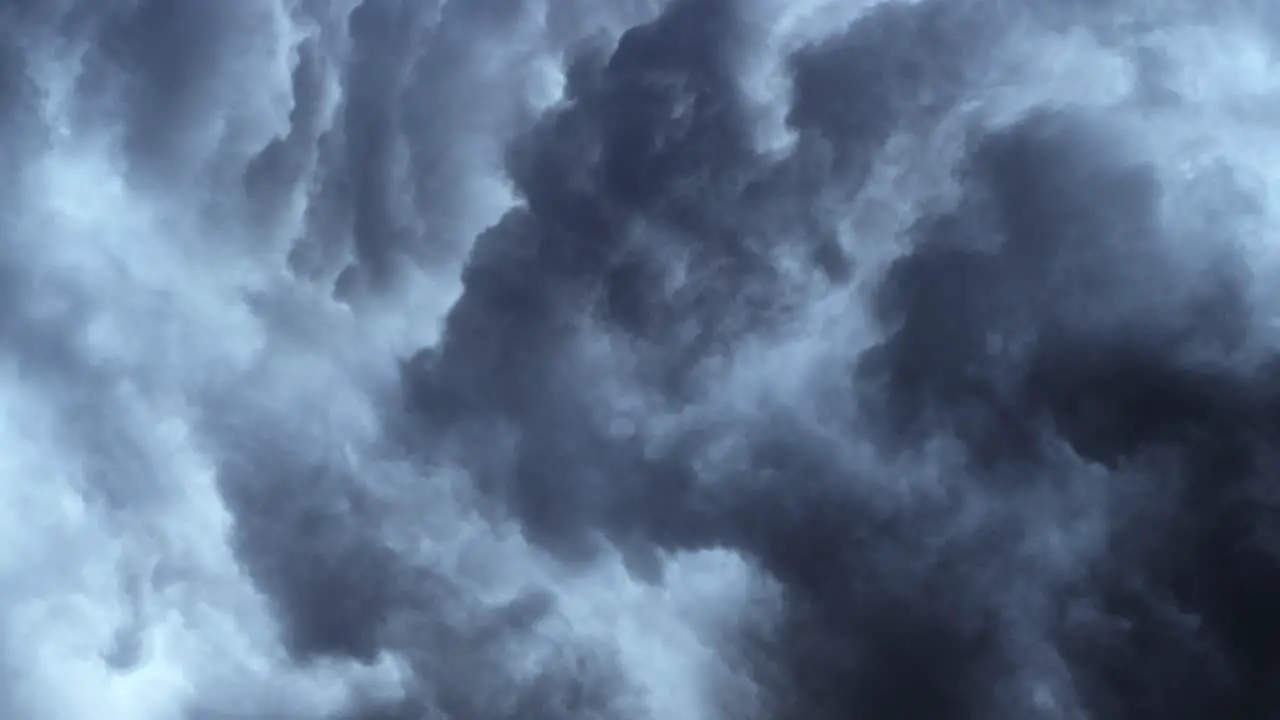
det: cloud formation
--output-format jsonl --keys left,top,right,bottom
{"left": 5, "top": 0, "right": 1280, "bottom": 718}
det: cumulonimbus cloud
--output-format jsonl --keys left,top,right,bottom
{"left": 4, "top": 0, "right": 1280, "bottom": 719}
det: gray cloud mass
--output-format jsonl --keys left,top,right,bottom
{"left": 3, "top": 0, "right": 1280, "bottom": 718}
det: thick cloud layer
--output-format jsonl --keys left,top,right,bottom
{"left": 6, "top": 0, "right": 1280, "bottom": 718}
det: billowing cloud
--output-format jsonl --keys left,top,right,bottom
{"left": 4, "top": 0, "right": 1280, "bottom": 718}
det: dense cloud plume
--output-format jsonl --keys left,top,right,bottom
{"left": 5, "top": 0, "right": 1280, "bottom": 718}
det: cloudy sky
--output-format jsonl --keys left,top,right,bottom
{"left": 4, "top": 0, "right": 1280, "bottom": 718}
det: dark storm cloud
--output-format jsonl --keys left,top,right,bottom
{"left": 11, "top": 0, "right": 1280, "bottom": 716}
{"left": 69, "top": 0, "right": 272, "bottom": 179}
{"left": 242, "top": 36, "right": 329, "bottom": 226}
{"left": 403, "top": 1, "right": 1280, "bottom": 719}
{"left": 846, "top": 109, "right": 1280, "bottom": 719}
{"left": 402, "top": 0, "right": 819, "bottom": 573}
{"left": 0, "top": 0, "right": 656, "bottom": 716}
{"left": 407, "top": 1, "right": 1017, "bottom": 715}
{"left": 280, "top": 0, "right": 665, "bottom": 300}
{"left": 304, "top": 0, "right": 438, "bottom": 290}
{"left": 0, "top": 12, "right": 46, "bottom": 174}
{"left": 209, "top": 418, "right": 643, "bottom": 719}
{"left": 194, "top": 1, "right": 673, "bottom": 715}
{"left": 403, "top": 0, "right": 998, "bottom": 587}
